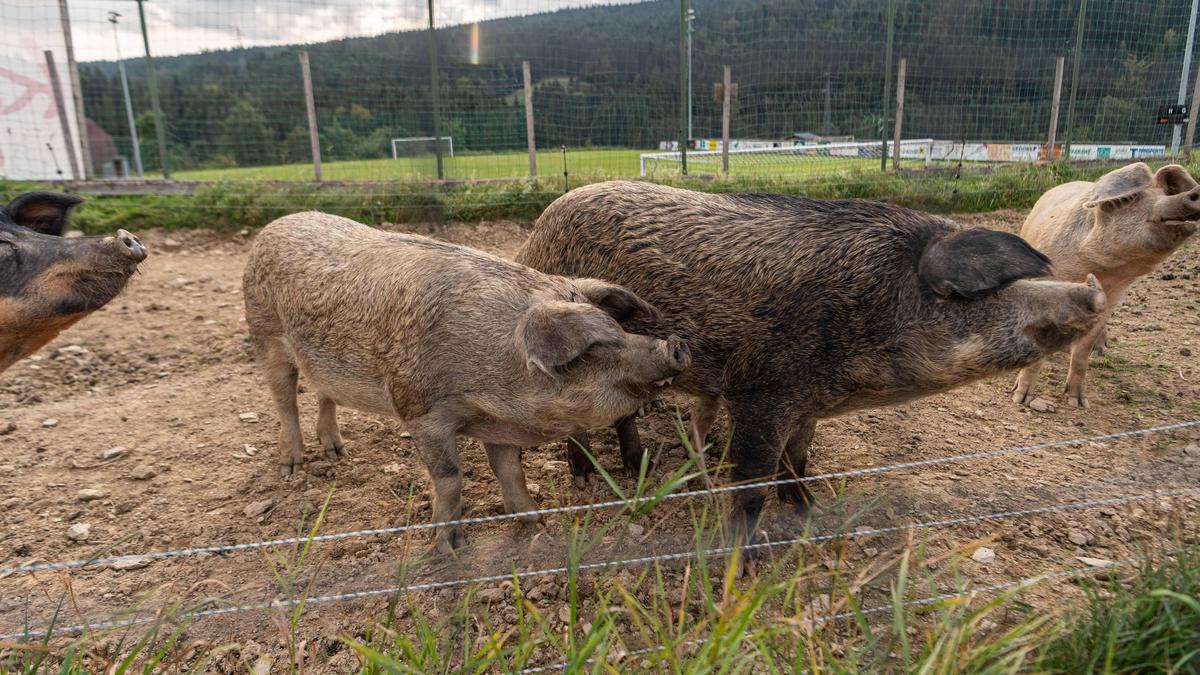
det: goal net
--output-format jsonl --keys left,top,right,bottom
{"left": 391, "top": 136, "right": 455, "bottom": 159}
{"left": 640, "top": 139, "right": 934, "bottom": 178}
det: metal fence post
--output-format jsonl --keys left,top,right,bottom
{"left": 1046, "top": 56, "right": 1065, "bottom": 161}
{"left": 722, "top": 65, "right": 732, "bottom": 176}
{"left": 299, "top": 52, "right": 321, "bottom": 182}
{"left": 523, "top": 60, "right": 537, "bottom": 179}
{"left": 1172, "top": 0, "right": 1200, "bottom": 156}
{"left": 1063, "top": 0, "right": 1087, "bottom": 160}
{"left": 426, "top": 0, "right": 444, "bottom": 180}
{"left": 44, "top": 51, "right": 81, "bottom": 180}
{"left": 880, "top": 0, "right": 896, "bottom": 172}
{"left": 135, "top": 0, "right": 170, "bottom": 179}
{"left": 58, "top": 0, "right": 93, "bottom": 179}
{"left": 678, "top": 0, "right": 688, "bottom": 176}
{"left": 892, "top": 57, "right": 906, "bottom": 172}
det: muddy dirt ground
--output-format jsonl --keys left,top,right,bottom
{"left": 1, "top": 211, "right": 1198, "bottom": 672}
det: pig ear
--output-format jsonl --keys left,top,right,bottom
{"left": 5, "top": 192, "right": 84, "bottom": 236}
{"left": 1083, "top": 163, "right": 1153, "bottom": 209}
{"left": 517, "top": 301, "right": 623, "bottom": 376}
{"left": 919, "top": 229, "right": 1052, "bottom": 299}
{"left": 571, "top": 278, "right": 661, "bottom": 324}
{"left": 1153, "top": 164, "right": 1198, "bottom": 196}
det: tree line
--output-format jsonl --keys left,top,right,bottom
{"left": 79, "top": 0, "right": 1193, "bottom": 172}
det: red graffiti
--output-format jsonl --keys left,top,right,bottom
{"left": 0, "top": 61, "right": 56, "bottom": 119}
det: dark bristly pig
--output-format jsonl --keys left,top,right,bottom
{"left": 516, "top": 181, "right": 1108, "bottom": 552}
{"left": 1, "top": 192, "right": 147, "bottom": 374}
{"left": 1012, "top": 162, "right": 1200, "bottom": 408}
{"left": 242, "top": 212, "right": 690, "bottom": 553}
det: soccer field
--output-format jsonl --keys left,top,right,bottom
{"left": 176, "top": 148, "right": 648, "bottom": 181}
{"left": 173, "top": 146, "right": 900, "bottom": 182}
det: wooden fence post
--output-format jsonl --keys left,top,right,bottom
{"left": 892, "top": 57, "right": 906, "bottom": 172}
{"left": 299, "top": 52, "right": 322, "bottom": 182}
{"left": 523, "top": 60, "right": 537, "bottom": 178}
{"left": 1047, "top": 56, "right": 1065, "bottom": 161}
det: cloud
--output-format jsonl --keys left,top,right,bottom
{"left": 21, "top": 0, "right": 640, "bottom": 62}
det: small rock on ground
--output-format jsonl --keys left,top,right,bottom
{"left": 238, "top": 412, "right": 259, "bottom": 423}
{"left": 1027, "top": 398, "right": 1056, "bottom": 413}
{"left": 77, "top": 488, "right": 106, "bottom": 502}
{"left": 244, "top": 499, "right": 275, "bottom": 518}
{"left": 971, "top": 547, "right": 996, "bottom": 564}
{"left": 1067, "top": 529, "right": 1090, "bottom": 546}
{"left": 100, "top": 446, "right": 127, "bottom": 460}
{"left": 66, "top": 523, "right": 91, "bottom": 542}
{"left": 42, "top": 418, "right": 60, "bottom": 428}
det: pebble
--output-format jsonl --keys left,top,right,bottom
{"left": 1027, "top": 398, "right": 1056, "bottom": 413}
{"left": 77, "top": 488, "right": 106, "bottom": 502}
{"left": 238, "top": 412, "right": 259, "bottom": 423}
{"left": 66, "top": 523, "right": 91, "bottom": 542}
{"left": 1182, "top": 347, "right": 1193, "bottom": 357}
{"left": 160, "top": 237, "right": 183, "bottom": 252}
{"left": 626, "top": 523, "right": 645, "bottom": 538}
{"left": 306, "top": 461, "right": 332, "bottom": 477}
{"left": 971, "top": 547, "right": 996, "bottom": 564}
{"left": 42, "top": 418, "right": 60, "bottom": 428}
{"left": 243, "top": 444, "right": 258, "bottom": 456}
{"left": 558, "top": 605, "right": 572, "bottom": 624}
{"left": 1076, "top": 556, "right": 1113, "bottom": 568}
{"left": 100, "top": 446, "right": 127, "bottom": 460}
{"left": 399, "top": 431, "right": 412, "bottom": 439}
{"left": 1067, "top": 529, "right": 1090, "bottom": 546}
{"left": 243, "top": 499, "right": 275, "bottom": 518}
{"left": 130, "top": 467, "right": 156, "bottom": 481}
{"left": 111, "top": 557, "right": 151, "bottom": 571}
{"left": 0, "top": 421, "right": 14, "bottom": 435}
{"left": 476, "top": 587, "right": 505, "bottom": 603}
{"left": 57, "top": 345, "right": 88, "bottom": 357}
{"left": 1184, "top": 443, "right": 1199, "bottom": 457}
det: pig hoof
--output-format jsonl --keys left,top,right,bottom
{"left": 1011, "top": 389, "right": 1034, "bottom": 405}
{"left": 1068, "top": 394, "right": 1090, "bottom": 409}
{"left": 323, "top": 443, "right": 348, "bottom": 461}
{"left": 279, "top": 462, "right": 301, "bottom": 478}
{"left": 573, "top": 474, "right": 589, "bottom": 490}
{"left": 435, "top": 527, "right": 466, "bottom": 555}
{"left": 777, "top": 483, "right": 814, "bottom": 519}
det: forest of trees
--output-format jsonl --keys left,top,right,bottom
{"left": 79, "top": 0, "right": 1196, "bottom": 173}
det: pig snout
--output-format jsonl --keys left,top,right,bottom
{"left": 1154, "top": 186, "right": 1200, "bottom": 222}
{"left": 108, "top": 229, "right": 148, "bottom": 263}
{"left": 661, "top": 334, "right": 691, "bottom": 372}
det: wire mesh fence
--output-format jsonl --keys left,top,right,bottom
{"left": 2, "top": 1, "right": 1200, "bottom": 187}
{"left": 6, "top": 0, "right": 1200, "bottom": 186}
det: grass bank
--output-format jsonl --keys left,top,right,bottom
{"left": 3, "top": 158, "right": 1199, "bottom": 234}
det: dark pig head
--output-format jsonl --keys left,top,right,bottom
{"left": 0, "top": 192, "right": 147, "bottom": 373}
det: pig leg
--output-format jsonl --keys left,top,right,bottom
{"left": 484, "top": 444, "right": 542, "bottom": 523}
{"left": 776, "top": 419, "right": 816, "bottom": 518}
{"left": 316, "top": 395, "right": 346, "bottom": 461}
{"left": 1065, "top": 318, "right": 1107, "bottom": 408}
{"left": 1091, "top": 325, "right": 1108, "bottom": 357}
{"left": 615, "top": 415, "right": 646, "bottom": 473}
{"left": 411, "top": 422, "right": 466, "bottom": 554}
{"left": 688, "top": 395, "right": 722, "bottom": 483}
{"left": 260, "top": 338, "right": 305, "bottom": 478}
{"left": 1010, "top": 359, "right": 1044, "bottom": 405}
{"left": 565, "top": 433, "right": 593, "bottom": 488}
{"left": 725, "top": 400, "right": 787, "bottom": 559}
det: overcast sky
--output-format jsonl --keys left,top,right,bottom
{"left": 9, "top": 0, "right": 637, "bottom": 63}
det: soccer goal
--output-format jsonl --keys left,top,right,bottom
{"left": 391, "top": 136, "right": 454, "bottom": 159}
{"left": 639, "top": 139, "right": 934, "bottom": 177}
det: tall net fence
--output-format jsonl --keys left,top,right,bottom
{"left": 5, "top": 0, "right": 1199, "bottom": 184}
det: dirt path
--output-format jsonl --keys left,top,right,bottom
{"left": 1, "top": 213, "right": 1197, "bottom": 671}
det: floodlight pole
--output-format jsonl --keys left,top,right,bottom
{"left": 109, "top": 12, "right": 144, "bottom": 178}
{"left": 1172, "top": 0, "right": 1200, "bottom": 156}
{"left": 121, "top": 0, "right": 171, "bottom": 178}
{"left": 678, "top": 0, "right": 688, "bottom": 175}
